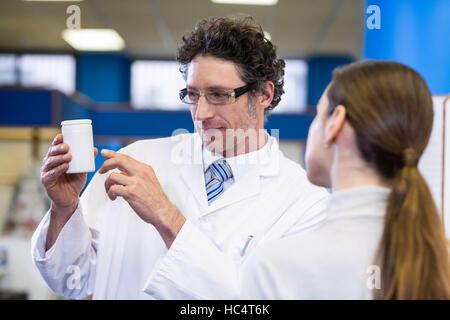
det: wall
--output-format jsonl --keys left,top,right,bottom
{"left": 76, "top": 53, "right": 131, "bottom": 102}
{"left": 363, "top": 0, "right": 450, "bottom": 95}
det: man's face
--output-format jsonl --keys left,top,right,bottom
{"left": 185, "top": 55, "right": 263, "bottom": 156}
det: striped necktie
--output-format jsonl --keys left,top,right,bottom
{"left": 205, "top": 159, "right": 233, "bottom": 205}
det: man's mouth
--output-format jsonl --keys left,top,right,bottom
{"left": 201, "top": 127, "right": 226, "bottom": 132}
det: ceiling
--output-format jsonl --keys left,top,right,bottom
{"left": 0, "top": 0, "right": 363, "bottom": 58}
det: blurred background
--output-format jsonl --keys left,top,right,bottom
{"left": 0, "top": 0, "right": 448, "bottom": 299}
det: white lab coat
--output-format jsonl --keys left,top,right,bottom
{"left": 241, "top": 186, "right": 390, "bottom": 300}
{"left": 31, "top": 133, "right": 329, "bottom": 299}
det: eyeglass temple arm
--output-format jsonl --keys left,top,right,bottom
{"left": 234, "top": 83, "right": 255, "bottom": 98}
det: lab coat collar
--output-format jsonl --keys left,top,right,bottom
{"left": 326, "top": 186, "right": 390, "bottom": 221}
{"left": 175, "top": 132, "right": 280, "bottom": 215}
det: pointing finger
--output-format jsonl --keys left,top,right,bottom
{"left": 99, "top": 157, "right": 135, "bottom": 176}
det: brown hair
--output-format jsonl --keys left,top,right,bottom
{"left": 177, "top": 15, "right": 285, "bottom": 114}
{"left": 327, "top": 60, "right": 450, "bottom": 299}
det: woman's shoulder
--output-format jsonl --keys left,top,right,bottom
{"left": 249, "top": 217, "right": 382, "bottom": 276}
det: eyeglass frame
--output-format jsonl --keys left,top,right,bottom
{"left": 178, "top": 83, "right": 256, "bottom": 105}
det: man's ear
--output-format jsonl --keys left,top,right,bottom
{"left": 324, "top": 105, "right": 346, "bottom": 145}
{"left": 258, "top": 81, "right": 275, "bottom": 110}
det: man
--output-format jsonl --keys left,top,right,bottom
{"left": 32, "top": 16, "right": 329, "bottom": 299}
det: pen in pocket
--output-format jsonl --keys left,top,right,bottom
{"left": 241, "top": 235, "right": 254, "bottom": 256}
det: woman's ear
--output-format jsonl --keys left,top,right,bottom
{"left": 324, "top": 105, "right": 346, "bottom": 145}
{"left": 258, "top": 81, "right": 275, "bottom": 110}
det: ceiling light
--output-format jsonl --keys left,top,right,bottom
{"left": 62, "top": 29, "right": 125, "bottom": 51}
{"left": 211, "top": 0, "right": 278, "bottom": 5}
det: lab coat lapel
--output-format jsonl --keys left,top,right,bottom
{"left": 179, "top": 162, "right": 208, "bottom": 211}
{"left": 176, "top": 134, "right": 209, "bottom": 212}
{"left": 206, "top": 166, "right": 261, "bottom": 214}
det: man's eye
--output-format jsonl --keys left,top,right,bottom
{"left": 210, "top": 92, "right": 228, "bottom": 99}
{"left": 187, "top": 91, "right": 200, "bottom": 99}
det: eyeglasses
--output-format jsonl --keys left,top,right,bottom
{"left": 179, "top": 83, "right": 254, "bottom": 105}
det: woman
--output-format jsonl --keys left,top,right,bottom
{"left": 241, "top": 60, "right": 450, "bottom": 299}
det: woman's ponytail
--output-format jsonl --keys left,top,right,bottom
{"left": 377, "top": 159, "right": 450, "bottom": 299}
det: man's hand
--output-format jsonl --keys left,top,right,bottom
{"left": 41, "top": 133, "right": 98, "bottom": 250}
{"left": 99, "top": 149, "right": 186, "bottom": 248}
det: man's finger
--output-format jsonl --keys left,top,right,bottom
{"left": 99, "top": 150, "right": 137, "bottom": 175}
{"left": 101, "top": 149, "right": 134, "bottom": 163}
{"left": 98, "top": 157, "right": 135, "bottom": 175}
{"left": 105, "top": 172, "right": 133, "bottom": 195}
{"left": 42, "top": 153, "right": 72, "bottom": 173}
{"left": 52, "top": 133, "right": 63, "bottom": 146}
{"left": 44, "top": 134, "right": 64, "bottom": 161}
{"left": 41, "top": 162, "right": 69, "bottom": 186}
{"left": 107, "top": 184, "right": 128, "bottom": 201}
{"left": 101, "top": 149, "right": 116, "bottom": 159}
{"left": 47, "top": 143, "right": 69, "bottom": 157}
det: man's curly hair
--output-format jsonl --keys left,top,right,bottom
{"left": 177, "top": 15, "right": 285, "bottom": 115}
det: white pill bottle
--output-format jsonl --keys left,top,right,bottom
{"left": 61, "top": 119, "right": 95, "bottom": 174}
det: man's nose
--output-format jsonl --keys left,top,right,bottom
{"left": 194, "top": 95, "right": 215, "bottom": 122}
